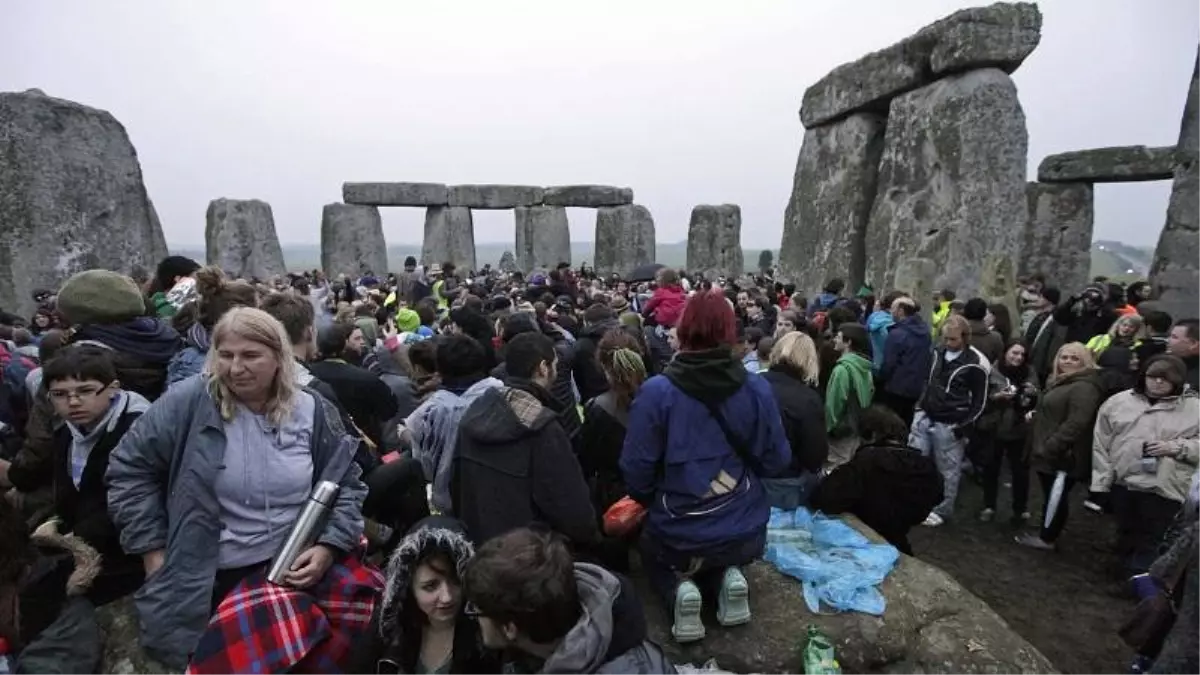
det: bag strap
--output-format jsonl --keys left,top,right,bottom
{"left": 701, "top": 399, "right": 758, "bottom": 473}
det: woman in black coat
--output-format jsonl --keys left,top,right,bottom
{"left": 760, "top": 331, "right": 829, "bottom": 508}
{"left": 580, "top": 329, "right": 649, "bottom": 514}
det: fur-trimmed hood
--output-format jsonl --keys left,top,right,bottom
{"left": 378, "top": 517, "right": 474, "bottom": 637}
{"left": 30, "top": 518, "right": 101, "bottom": 597}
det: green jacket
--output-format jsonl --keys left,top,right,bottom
{"left": 825, "top": 352, "right": 875, "bottom": 433}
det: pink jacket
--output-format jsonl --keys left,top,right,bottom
{"left": 643, "top": 285, "right": 687, "bottom": 327}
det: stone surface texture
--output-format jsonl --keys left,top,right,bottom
{"left": 514, "top": 205, "right": 571, "bottom": 273}
{"left": 422, "top": 206, "right": 477, "bottom": 272}
{"left": 204, "top": 198, "right": 287, "bottom": 280}
{"left": 541, "top": 185, "right": 634, "bottom": 207}
{"left": 780, "top": 113, "right": 886, "bottom": 296}
{"left": 0, "top": 89, "right": 169, "bottom": 317}
{"left": 800, "top": 2, "right": 1041, "bottom": 127}
{"left": 641, "top": 515, "right": 1056, "bottom": 674}
{"left": 593, "top": 204, "right": 656, "bottom": 278}
{"left": 1023, "top": 182, "right": 1094, "bottom": 294}
{"left": 447, "top": 184, "right": 543, "bottom": 209}
{"left": 865, "top": 68, "right": 1028, "bottom": 299}
{"left": 98, "top": 597, "right": 176, "bottom": 674}
{"left": 1037, "top": 146, "right": 1176, "bottom": 183}
{"left": 320, "top": 203, "right": 387, "bottom": 277}
{"left": 686, "top": 204, "right": 744, "bottom": 280}
{"left": 891, "top": 257, "right": 939, "bottom": 323}
{"left": 1150, "top": 49, "right": 1200, "bottom": 321}
{"left": 342, "top": 182, "right": 448, "bottom": 206}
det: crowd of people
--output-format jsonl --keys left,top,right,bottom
{"left": 0, "top": 254, "right": 1196, "bottom": 673}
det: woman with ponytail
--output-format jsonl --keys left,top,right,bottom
{"left": 581, "top": 329, "right": 648, "bottom": 514}
{"left": 165, "top": 266, "right": 258, "bottom": 388}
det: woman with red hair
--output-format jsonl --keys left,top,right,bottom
{"left": 620, "top": 289, "right": 791, "bottom": 644}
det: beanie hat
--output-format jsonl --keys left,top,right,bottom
{"left": 396, "top": 308, "right": 420, "bottom": 334}
{"left": 1041, "top": 286, "right": 1061, "bottom": 306}
{"left": 963, "top": 298, "right": 988, "bottom": 321}
{"left": 57, "top": 270, "right": 146, "bottom": 326}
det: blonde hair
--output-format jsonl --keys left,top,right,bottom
{"left": 1108, "top": 314, "right": 1145, "bottom": 340}
{"left": 768, "top": 331, "right": 820, "bottom": 386}
{"left": 1050, "top": 341, "right": 1097, "bottom": 385}
{"left": 203, "top": 307, "right": 300, "bottom": 426}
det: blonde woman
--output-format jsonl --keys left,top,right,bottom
{"left": 107, "top": 307, "right": 367, "bottom": 668}
{"left": 1017, "top": 342, "right": 1105, "bottom": 551}
{"left": 1087, "top": 313, "right": 1145, "bottom": 356}
{"left": 760, "top": 332, "right": 828, "bottom": 508}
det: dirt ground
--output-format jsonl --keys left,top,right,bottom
{"left": 908, "top": 473, "right": 1137, "bottom": 674}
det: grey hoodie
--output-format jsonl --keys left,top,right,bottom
{"left": 407, "top": 377, "right": 504, "bottom": 513}
{"left": 66, "top": 390, "right": 151, "bottom": 488}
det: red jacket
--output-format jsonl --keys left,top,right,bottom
{"left": 643, "top": 285, "right": 687, "bottom": 328}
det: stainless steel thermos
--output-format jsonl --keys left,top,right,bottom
{"left": 266, "top": 480, "right": 340, "bottom": 585}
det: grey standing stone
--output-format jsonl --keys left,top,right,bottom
{"left": 799, "top": 2, "right": 1041, "bottom": 128}
{"left": 320, "top": 203, "right": 388, "bottom": 277}
{"left": 205, "top": 199, "right": 287, "bottom": 280}
{"left": 0, "top": 89, "right": 170, "bottom": 317}
{"left": 498, "top": 250, "right": 518, "bottom": 273}
{"left": 1151, "top": 49, "right": 1200, "bottom": 321}
{"left": 343, "top": 182, "right": 449, "bottom": 206}
{"left": 422, "top": 206, "right": 476, "bottom": 272}
{"left": 593, "top": 205, "right": 656, "bottom": 279}
{"left": 1023, "top": 182, "right": 1094, "bottom": 293}
{"left": 865, "top": 68, "right": 1028, "bottom": 299}
{"left": 515, "top": 206, "right": 571, "bottom": 273}
{"left": 448, "top": 185, "right": 543, "bottom": 209}
{"left": 1037, "top": 146, "right": 1176, "bottom": 183}
{"left": 686, "top": 204, "right": 744, "bottom": 280}
{"left": 892, "top": 258, "right": 939, "bottom": 323}
{"left": 779, "top": 113, "right": 886, "bottom": 297}
{"left": 541, "top": 185, "right": 634, "bottom": 207}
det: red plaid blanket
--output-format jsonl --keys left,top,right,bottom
{"left": 186, "top": 555, "right": 384, "bottom": 674}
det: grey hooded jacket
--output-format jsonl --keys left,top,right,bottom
{"left": 106, "top": 375, "right": 367, "bottom": 669}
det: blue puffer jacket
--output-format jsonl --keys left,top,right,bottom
{"left": 620, "top": 358, "right": 791, "bottom": 553}
{"left": 880, "top": 314, "right": 933, "bottom": 400}
{"left": 867, "top": 310, "right": 895, "bottom": 373}
{"left": 106, "top": 376, "right": 366, "bottom": 669}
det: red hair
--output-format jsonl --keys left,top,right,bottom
{"left": 677, "top": 290, "right": 737, "bottom": 351}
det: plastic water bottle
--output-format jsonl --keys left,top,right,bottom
{"left": 803, "top": 625, "right": 841, "bottom": 674}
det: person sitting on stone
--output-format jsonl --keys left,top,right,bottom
{"left": 463, "top": 527, "right": 675, "bottom": 674}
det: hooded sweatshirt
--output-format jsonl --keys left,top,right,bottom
{"left": 408, "top": 376, "right": 503, "bottom": 514}
{"left": 73, "top": 318, "right": 180, "bottom": 400}
{"left": 539, "top": 564, "right": 674, "bottom": 674}
{"left": 866, "top": 310, "right": 895, "bottom": 372}
{"left": 825, "top": 352, "right": 874, "bottom": 434}
{"left": 452, "top": 381, "right": 598, "bottom": 545}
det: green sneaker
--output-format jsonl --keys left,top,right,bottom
{"left": 716, "top": 567, "right": 751, "bottom": 627}
{"left": 671, "top": 580, "right": 705, "bottom": 642}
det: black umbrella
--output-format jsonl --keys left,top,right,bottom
{"left": 627, "top": 263, "right": 665, "bottom": 283}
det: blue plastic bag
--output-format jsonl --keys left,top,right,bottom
{"left": 763, "top": 507, "right": 899, "bottom": 615}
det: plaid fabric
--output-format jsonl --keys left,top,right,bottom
{"left": 186, "top": 555, "right": 383, "bottom": 674}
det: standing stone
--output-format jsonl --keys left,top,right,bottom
{"left": 779, "top": 113, "right": 886, "bottom": 296}
{"left": 205, "top": 199, "right": 287, "bottom": 280}
{"left": 1023, "top": 182, "right": 1094, "bottom": 293}
{"left": 686, "top": 204, "right": 744, "bottom": 280}
{"left": 498, "top": 250, "right": 517, "bottom": 274}
{"left": 594, "top": 205, "right": 656, "bottom": 279}
{"left": 320, "top": 203, "right": 387, "bottom": 277}
{"left": 892, "top": 257, "right": 938, "bottom": 323}
{"left": 1150, "top": 49, "right": 1199, "bottom": 321}
{"left": 0, "top": 89, "right": 169, "bottom": 317}
{"left": 865, "top": 68, "right": 1028, "bottom": 298}
{"left": 515, "top": 206, "right": 571, "bottom": 273}
{"left": 422, "top": 206, "right": 476, "bottom": 272}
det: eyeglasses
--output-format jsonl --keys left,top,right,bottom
{"left": 47, "top": 384, "right": 111, "bottom": 402}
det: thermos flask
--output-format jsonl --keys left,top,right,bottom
{"left": 267, "top": 480, "right": 340, "bottom": 585}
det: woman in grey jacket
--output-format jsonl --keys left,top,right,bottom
{"left": 107, "top": 307, "right": 367, "bottom": 669}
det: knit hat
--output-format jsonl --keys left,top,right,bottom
{"left": 57, "top": 270, "right": 146, "bottom": 325}
{"left": 395, "top": 308, "right": 420, "bottom": 333}
{"left": 609, "top": 295, "right": 630, "bottom": 313}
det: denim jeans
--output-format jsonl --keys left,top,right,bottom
{"left": 908, "top": 410, "right": 965, "bottom": 518}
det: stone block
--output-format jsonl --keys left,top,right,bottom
{"left": 686, "top": 204, "right": 744, "bottom": 280}
{"left": 780, "top": 113, "right": 886, "bottom": 297}
{"left": 0, "top": 89, "right": 169, "bottom": 317}
{"left": 593, "top": 204, "right": 656, "bottom": 279}
{"left": 320, "top": 203, "right": 388, "bottom": 277}
{"left": 422, "top": 206, "right": 476, "bottom": 272}
{"left": 1151, "top": 49, "right": 1200, "bottom": 321}
{"left": 514, "top": 205, "right": 571, "bottom": 273}
{"left": 892, "top": 258, "right": 939, "bottom": 323}
{"left": 800, "top": 2, "right": 1041, "bottom": 128}
{"left": 205, "top": 198, "right": 287, "bottom": 280}
{"left": 865, "top": 68, "right": 1028, "bottom": 299}
{"left": 447, "top": 184, "right": 543, "bottom": 209}
{"left": 1037, "top": 146, "right": 1176, "bottom": 183}
{"left": 342, "top": 182, "right": 448, "bottom": 206}
{"left": 1022, "top": 182, "right": 1094, "bottom": 294}
{"left": 541, "top": 185, "right": 633, "bottom": 207}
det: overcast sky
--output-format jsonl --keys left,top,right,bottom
{"left": 4, "top": 1, "right": 1197, "bottom": 249}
